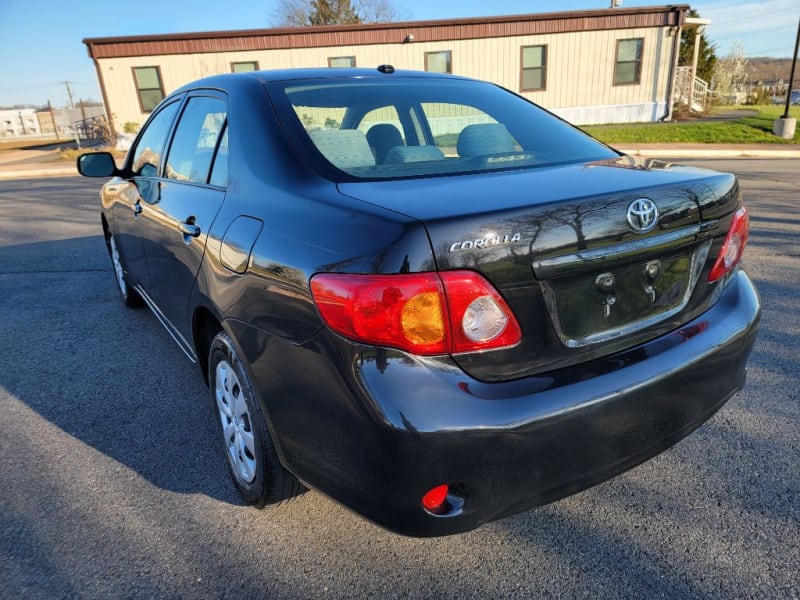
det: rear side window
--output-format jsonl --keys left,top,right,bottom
{"left": 165, "top": 96, "right": 227, "bottom": 184}
{"left": 130, "top": 100, "right": 180, "bottom": 177}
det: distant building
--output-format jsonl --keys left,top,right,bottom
{"left": 0, "top": 109, "right": 42, "bottom": 137}
{"left": 84, "top": 5, "right": 699, "bottom": 133}
{"left": 36, "top": 105, "right": 107, "bottom": 139}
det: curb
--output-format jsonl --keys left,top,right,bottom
{"left": 617, "top": 148, "right": 800, "bottom": 159}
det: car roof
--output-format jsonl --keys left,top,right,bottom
{"left": 171, "top": 67, "right": 470, "bottom": 95}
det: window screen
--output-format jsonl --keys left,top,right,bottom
{"left": 521, "top": 45, "right": 547, "bottom": 91}
{"left": 328, "top": 56, "right": 356, "bottom": 68}
{"left": 614, "top": 39, "right": 643, "bottom": 85}
{"left": 232, "top": 61, "right": 258, "bottom": 72}
{"left": 425, "top": 51, "right": 452, "bottom": 74}
{"left": 133, "top": 66, "right": 165, "bottom": 112}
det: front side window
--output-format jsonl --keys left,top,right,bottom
{"left": 130, "top": 101, "right": 180, "bottom": 177}
{"left": 328, "top": 56, "right": 356, "bottom": 68}
{"left": 232, "top": 61, "right": 258, "bottom": 73}
{"left": 614, "top": 38, "right": 643, "bottom": 85}
{"left": 165, "top": 96, "right": 227, "bottom": 184}
{"left": 133, "top": 66, "right": 165, "bottom": 113}
{"left": 521, "top": 45, "right": 547, "bottom": 91}
{"left": 425, "top": 51, "right": 452, "bottom": 74}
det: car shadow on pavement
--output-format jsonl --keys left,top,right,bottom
{"left": 0, "top": 234, "right": 243, "bottom": 506}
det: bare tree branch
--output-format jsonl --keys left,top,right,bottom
{"left": 272, "top": 0, "right": 406, "bottom": 26}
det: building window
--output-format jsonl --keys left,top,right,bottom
{"left": 425, "top": 51, "right": 452, "bottom": 74}
{"left": 328, "top": 56, "right": 356, "bottom": 68}
{"left": 132, "top": 66, "right": 165, "bottom": 113}
{"left": 231, "top": 61, "right": 258, "bottom": 73}
{"left": 520, "top": 45, "right": 547, "bottom": 91}
{"left": 614, "top": 38, "right": 643, "bottom": 85}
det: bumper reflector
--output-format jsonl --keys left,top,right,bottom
{"left": 422, "top": 484, "right": 449, "bottom": 513}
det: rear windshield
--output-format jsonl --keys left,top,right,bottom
{"left": 266, "top": 76, "right": 617, "bottom": 181}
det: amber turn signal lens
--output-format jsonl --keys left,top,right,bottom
{"left": 401, "top": 292, "right": 445, "bottom": 345}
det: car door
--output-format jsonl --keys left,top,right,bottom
{"left": 136, "top": 92, "right": 228, "bottom": 351}
{"left": 107, "top": 99, "right": 181, "bottom": 291}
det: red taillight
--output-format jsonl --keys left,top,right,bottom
{"left": 422, "top": 484, "right": 449, "bottom": 512}
{"left": 310, "top": 270, "right": 521, "bottom": 355}
{"left": 708, "top": 207, "right": 749, "bottom": 282}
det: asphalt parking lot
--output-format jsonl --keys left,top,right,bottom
{"left": 1, "top": 159, "right": 798, "bottom": 598}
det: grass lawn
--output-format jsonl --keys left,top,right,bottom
{"left": 581, "top": 105, "right": 800, "bottom": 145}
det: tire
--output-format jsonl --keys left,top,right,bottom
{"left": 208, "top": 331, "right": 304, "bottom": 507}
{"left": 106, "top": 232, "right": 143, "bottom": 308}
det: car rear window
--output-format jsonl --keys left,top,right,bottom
{"left": 266, "top": 76, "right": 617, "bottom": 181}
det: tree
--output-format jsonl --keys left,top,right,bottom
{"left": 354, "top": 0, "right": 406, "bottom": 23}
{"left": 309, "top": 0, "right": 360, "bottom": 26}
{"left": 273, "top": 0, "right": 404, "bottom": 26}
{"left": 679, "top": 9, "right": 717, "bottom": 83}
{"left": 714, "top": 42, "right": 750, "bottom": 102}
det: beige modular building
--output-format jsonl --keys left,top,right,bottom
{"left": 84, "top": 4, "right": 700, "bottom": 134}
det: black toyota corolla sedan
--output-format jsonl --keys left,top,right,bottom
{"left": 78, "top": 67, "right": 760, "bottom": 537}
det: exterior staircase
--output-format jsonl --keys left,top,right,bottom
{"left": 674, "top": 66, "right": 709, "bottom": 112}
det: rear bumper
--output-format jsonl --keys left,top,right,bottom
{"left": 235, "top": 269, "right": 760, "bottom": 537}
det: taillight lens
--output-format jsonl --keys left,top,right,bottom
{"left": 438, "top": 271, "right": 522, "bottom": 353}
{"left": 708, "top": 207, "right": 749, "bottom": 282}
{"left": 310, "top": 270, "right": 521, "bottom": 355}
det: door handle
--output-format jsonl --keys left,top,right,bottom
{"left": 179, "top": 220, "right": 201, "bottom": 238}
{"left": 132, "top": 202, "right": 142, "bottom": 216}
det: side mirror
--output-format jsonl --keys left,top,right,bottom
{"left": 77, "top": 152, "right": 119, "bottom": 177}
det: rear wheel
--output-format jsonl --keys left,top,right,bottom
{"left": 209, "top": 331, "right": 304, "bottom": 506}
{"left": 106, "top": 233, "right": 142, "bottom": 307}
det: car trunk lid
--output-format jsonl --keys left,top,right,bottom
{"left": 338, "top": 157, "right": 741, "bottom": 381}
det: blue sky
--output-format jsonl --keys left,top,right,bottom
{"left": 1, "top": 0, "right": 798, "bottom": 107}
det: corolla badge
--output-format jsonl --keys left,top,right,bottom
{"left": 449, "top": 232, "right": 522, "bottom": 252}
{"left": 626, "top": 198, "right": 659, "bottom": 233}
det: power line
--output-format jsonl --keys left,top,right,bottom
{"left": 706, "top": 7, "right": 800, "bottom": 28}
{"left": 743, "top": 46, "right": 798, "bottom": 54}
{"left": 0, "top": 80, "right": 96, "bottom": 92}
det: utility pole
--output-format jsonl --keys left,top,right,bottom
{"left": 774, "top": 19, "right": 799, "bottom": 139}
{"left": 63, "top": 81, "right": 75, "bottom": 108}
{"left": 48, "top": 100, "right": 60, "bottom": 141}
{"left": 79, "top": 99, "right": 87, "bottom": 140}
{"left": 782, "top": 18, "right": 800, "bottom": 119}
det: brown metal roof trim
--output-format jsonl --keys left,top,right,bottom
{"left": 84, "top": 5, "right": 688, "bottom": 60}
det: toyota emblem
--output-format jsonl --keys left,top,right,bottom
{"left": 627, "top": 198, "right": 659, "bottom": 233}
